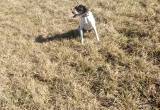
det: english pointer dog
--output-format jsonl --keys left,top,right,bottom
{"left": 72, "top": 4, "right": 100, "bottom": 44}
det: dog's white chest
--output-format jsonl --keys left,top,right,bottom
{"left": 80, "top": 11, "right": 95, "bottom": 30}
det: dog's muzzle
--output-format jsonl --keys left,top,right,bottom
{"left": 72, "top": 9, "right": 79, "bottom": 18}
{"left": 72, "top": 12, "right": 76, "bottom": 17}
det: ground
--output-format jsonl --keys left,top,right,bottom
{"left": 0, "top": 0, "right": 160, "bottom": 110}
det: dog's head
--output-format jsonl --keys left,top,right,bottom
{"left": 72, "top": 4, "right": 88, "bottom": 18}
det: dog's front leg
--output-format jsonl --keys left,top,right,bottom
{"left": 93, "top": 27, "right": 100, "bottom": 42}
{"left": 79, "top": 28, "right": 84, "bottom": 44}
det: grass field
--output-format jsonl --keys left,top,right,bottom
{"left": 0, "top": 0, "right": 160, "bottom": 109}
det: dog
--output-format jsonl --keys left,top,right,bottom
{"left": 72, "top": 4, "right": 100, "bottom": 44}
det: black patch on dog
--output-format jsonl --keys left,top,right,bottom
{"left": 75, "top": 5, "right": 88, "bottom": 15}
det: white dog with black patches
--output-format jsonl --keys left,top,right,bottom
{"left": 72, "top": 4, "right": 100, "bottom": 44}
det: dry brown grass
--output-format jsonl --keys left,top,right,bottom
{"left": 0, "top": 0, "right": 160, "bottom": 110}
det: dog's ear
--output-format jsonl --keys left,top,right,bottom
{"left": 73, "top": 14, "right": 77, "bottom": 18}
{"left": 81, "top": 5, "right": 88, "bottom": 12}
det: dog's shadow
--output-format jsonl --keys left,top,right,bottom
{"left": 35, "top": 29, "right": 80, "bottom": 43}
